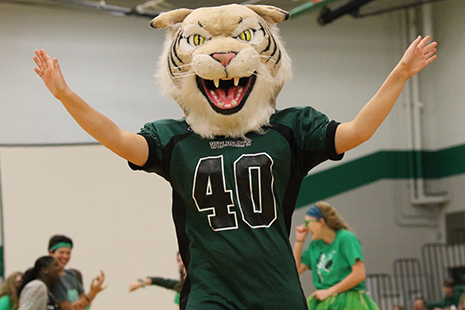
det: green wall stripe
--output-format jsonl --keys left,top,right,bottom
{"left": 296, "top": 144, "right": 465, "bottom": 209}
{"left": 423, "top": 144, "right": 465, "bottom": 179}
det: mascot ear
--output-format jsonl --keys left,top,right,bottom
{"left": 149, "top": 8, "right": 193, "bottom": 29}
{"left": 245, "top": 5, "right": 289, "bottom": 25}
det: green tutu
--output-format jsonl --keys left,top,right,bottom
{"left": 307, "top": 290, "right": 380, "bottom": 310}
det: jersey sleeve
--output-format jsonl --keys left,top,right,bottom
{"left": 127, "top": 122, "right": 166, "bottom": 177}
{"left": 340, "top": 230, "right": 364, "bottom": 266}
{"left": 293, "top": 107, "right": 342, "bottom": 161}
{"left": 270, "top": 107, "right": 344, "bottom": 175}
{"left": 148, "top": 277, "right": 180, "bottom": 290}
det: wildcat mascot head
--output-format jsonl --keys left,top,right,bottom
{"left": 151, "top": 4, "right": 291, "bottom": 139}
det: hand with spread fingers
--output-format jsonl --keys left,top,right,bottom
{"left": 33, "top": 49, "right": 71, "bottom": 100}
{"left": 398, "top": 35, "right": 437, "bottom": 79}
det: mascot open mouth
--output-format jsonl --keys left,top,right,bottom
{"left": 196, "top": 74, "right": 257, "bottom": 115}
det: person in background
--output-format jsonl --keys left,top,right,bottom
{"left": 414, "top": 297, "right": 427, "bottom": 310}
{"left": 0, "top": 272, "right": 23, "bottom": 310}
{"left": 129, "top": 253, "right": 186, "bottom": 307}
{"left": 393, "top": 305, "right": 406, "bottom": 310}
{"left": 17, "top": 256, "right": 62, "bottom": 310}
{"left": 293, "top": 201, "right": 379, "bottom": 310}
{"left": 427, "top": 279, "right": 464, "bottom": 310}
{"left": 458, "top": 288, "right": 465, "bottom": 310}
{"left": 48, "top": 235, "right": 106, "bottom": 310}
{"left": 66, "top": 270, "right": 82, "bottom": 287}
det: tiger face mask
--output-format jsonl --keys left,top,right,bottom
{"left": 151, "top": 4, "right": 292, "bottom": 139}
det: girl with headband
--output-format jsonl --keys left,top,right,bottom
{"left": 293, "top": 201, "right": 379, "bottom": 310}
{"left": 47, "top": 235, "right": 106, "bottom": 310}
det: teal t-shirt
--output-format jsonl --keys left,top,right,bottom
{"left": 301, "top": 229, "right": 365, "bottom": 291}
{"left": 0, "top": 295, "right": 13, "bottom": 310}
{"left": 49, "top": 269, "right": 84, "bottom": 304}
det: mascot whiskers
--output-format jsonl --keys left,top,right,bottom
{"left": 153, "top": 4, "right": 291, "bottom": 138}
{"left": 33, "top": 3, "right": 437, "bottom": 309}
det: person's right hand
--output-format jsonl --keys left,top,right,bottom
{"left": 33, "top": 49, "right": 71, "bottom": 100}
{"left": 295, "top": 224, "right": 309, "bottom": 241}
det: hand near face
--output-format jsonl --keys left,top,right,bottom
{"left": 295, "top": 224, "right": 309, "bottom": 241}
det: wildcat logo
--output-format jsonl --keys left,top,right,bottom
{"left": 316, "top": 251, "right": 335, "bottom": 283}
{"left": 209, "top": 139, "right": 252, "bottom": 149}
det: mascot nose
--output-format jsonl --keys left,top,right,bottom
{"left": 212, "top": 52, "right": 236, "bottom": 67}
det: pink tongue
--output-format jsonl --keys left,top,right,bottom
{"left": 210, "top": 86, "right": 243, "bottom": 109}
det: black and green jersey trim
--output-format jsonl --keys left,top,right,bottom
{"left": 128, "top": 107, "right": 344, "bottom": 310}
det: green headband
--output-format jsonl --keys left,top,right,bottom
{"left": 49, "top": 242, "right": 73, "bottom": 252}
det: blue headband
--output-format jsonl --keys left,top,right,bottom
{"left": 306, "top": 205, "right": 325, "bottom": 220}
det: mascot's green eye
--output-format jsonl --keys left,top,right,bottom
{"left": 239, "top": 29, "right": 253, "bottom": 42}
{"left": 191, "top": 34, "right": 205, "bottom": 46}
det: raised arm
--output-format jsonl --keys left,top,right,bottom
{"left": 292, "top": 224, "right": 310, "bottom": 274}
{"left": 335, "top": 35, "right": 437, "bottom": 155}
{"left": 33, "top": 49, "right": 148, "bottom": 166}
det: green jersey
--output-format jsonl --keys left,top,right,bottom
{"left": 301, "top": 229, "right": 365, "bottom": 291}
{"left": 130, "top": 107, "right": 343, "bottom": 310}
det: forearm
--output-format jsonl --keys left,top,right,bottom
{"left": 335, "top": 65, "right": 409, "bottom": 154}
{"left": 75, "top": 290, "right": 97, "bottom": 309}
{"left": 57, "top": 91, "right": 148, "bottom": 166}
{"left": 327, "top": 264, "right": 365, "bottom": 295}
{"left": 292, "top": 240, "right": 306, "bottom": 274}
{"left": 148, "top": 277, "right": 179, "bottom": 290}
{"left": 354, "top": 65, "right": 408, "bottom": 138}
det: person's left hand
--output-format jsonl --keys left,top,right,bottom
{"left": 311, "top": 289, "right": 334, "bottom": 301}
{"left": 398, "top": 35, "right": 437, "bottom": 79}
{"left": 90, "top": 270, "right": 107, "bottom": 294}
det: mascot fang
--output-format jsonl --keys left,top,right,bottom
{"left": 151, "top": 4, "right": 291, "bottom": 139}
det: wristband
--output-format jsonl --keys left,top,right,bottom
{"left": 137, "top": 278, "right": 146, "bottom": 288}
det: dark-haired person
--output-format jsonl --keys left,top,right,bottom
{"left": 17, "top": 256, "right": 62, "bottom": 310}
{"left": 293, "top": 201, "right": 379, "bottom": 310}
{"left": 414, "top": 297, "right": 427, "bottom": 310}
{"left": 0, "top": 272, "right": 23, "bottom": 310}
{"left": 427, "top": 278, "right": 464, "bottom": 310}
{"left": 48, "top": 235, "right": 106, "bottom": 310}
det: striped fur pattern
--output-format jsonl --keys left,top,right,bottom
{"left": 151, "top": 4, "right": 291, "bottom": 139}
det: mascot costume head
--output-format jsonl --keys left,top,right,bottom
{"left": 150, "top": 4, "right": 292, "bottom": 139}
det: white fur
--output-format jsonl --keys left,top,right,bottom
{"left": 155, "top": 5, "right": 292, "bottom": 139}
